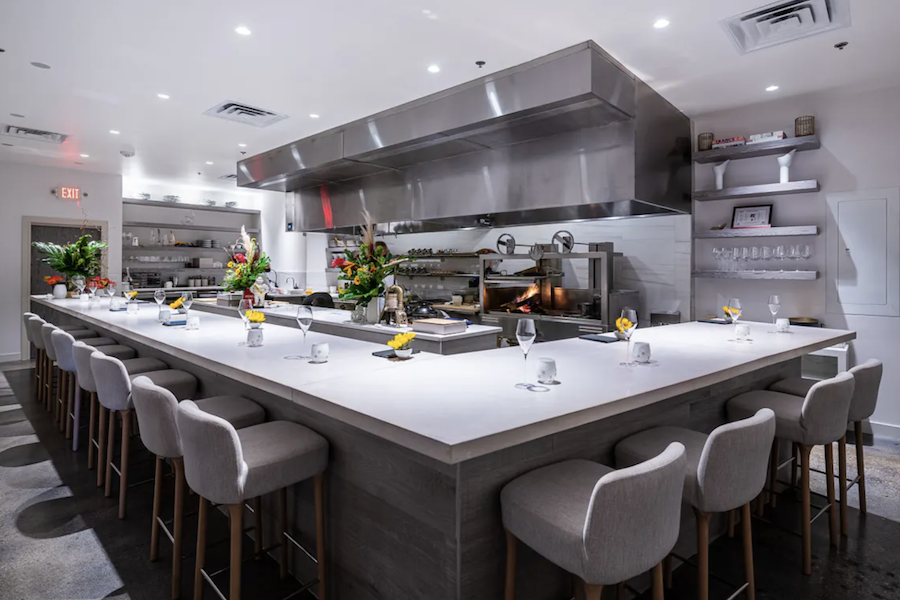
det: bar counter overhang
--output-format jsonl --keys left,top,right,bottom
{"left": 30, "top": 297, "right": 855, "bottom": 600}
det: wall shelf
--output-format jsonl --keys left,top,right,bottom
{"left": 123, "top": 245, "right": 229, "bottom": 252}
{"left": 693, "top": 226, "right": 819, "bottom": 239}
{"left": 397, "top": 273, "right": 480, "bottom": 279}
{"left": 123, "top": 198, "right": 260, "bottom": 216}
{"left": 693, "top": 270, "right": 819, "bottom": 280}
{"left": 693, "top": 135, "right": 820, "bottom": 164}
{"left": 123, "top": 221, "right": 259, "bottom": 234}
{"left": 693, "top": 180, "right": 820, "bottom": 202}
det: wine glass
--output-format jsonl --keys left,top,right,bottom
{"left": 106, "top": 281, "right": 117, "bottom": 299}
{"left": 285, "top": 305, "right": 315, "bottom": 360}
{"left": 181, "top": 291, "right": 193, "bottom": 320}
{"left": 768, "top": 295, "right": 781, "bottom": 333}
{"left": 154, "top": 288, "right": 166, "bottom": 306}
{"left": 72, "top": 275, "right": 86, "bottom": 297}
{"left": 800, "top": 244, "right": 812, "bottom": 260}
{"left": 618, "top": 309, "right": 638, "bottom": 366}
{"left": 515, "top": 319, "right": 538, "bottom": 390}
{"left": 87, "top": 280, "right": 98, "bottom": 298}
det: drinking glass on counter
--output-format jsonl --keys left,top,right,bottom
{"left": 181, "top": 291, "right": 193, "bottom": 320}
{"left": 106, "top": 281, "right": 117, "bottom": 299}
{"left": 726, "top": 298, "right": 742, "bottom": 324}
{"left": 515, "top": 319, "right": 542, "bottom": 391}
{"left": 285, "top": 306, "right": 314, "bottom": 360}
{"left": 618, "top": 309, "right": 638, "bottom": 366}
{"left": 87, "top": 279, "right": 98, "bottom": 298}
{"left": 768, "top": 295, "right": 781, "bottom": 333}
{"left": 72, "top": 275, "right": 86, "bottom": 297}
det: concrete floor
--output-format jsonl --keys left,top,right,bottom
{"left": 1, "top": 361, "right": 899, "bottom": 600}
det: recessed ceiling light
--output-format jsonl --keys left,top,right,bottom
{"left": 80, "top": 153, "right": 89, "bottom": 158}
{"left": 235, "top": 26, "right": 251, "bottom": 36}
{"left": 238, "top": 143, "right": 247, "bottom": 147}
{"left": 766, "top": 85, "right": 779, "bottom": 92}
{"left": 30, "top": 61, "right": 51, "bottom": 69}
{"left": 205, "top": 161, "right": 214, "bottom": 165}
{"left": 309, "top": 113, "right": 320, "bottom": 119}
{"left": 157, "top": 93, "right": 170, "bottom": 100}
{"left": 10, "top": 113, "right": 25, "bottom": 118}
{"left": 427, "top": 65, "right": 441, "bottom": 73}
{"left": 653, "top": 18, "right": 670, "bottom": 29}
{"left": 109, "top": 129, "right": 120, "bottom": 135}
{"left": 422, "top": 9, "right": 431, "bottom": 14}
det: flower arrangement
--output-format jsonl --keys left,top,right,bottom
{"left": 335, "top": 211, "right": 406, "bottom": 307}
{"left": 169, "top": 297, "right": 185, "bottom": 310}
{"left": 33, "top": 234, "right": 108, "bottom": 288}
{"left": 387, "top": 332, "right": 416, "bottom": 351}
{"left": 245, "top": 310, "right": 266, "bottom": 324}
{"left": 44, "top": 275, "right": 65, "bottom": 286}
{"left": 223, "top": 227, "right": 271, "bottom": 292}
{"left": 89, "top": 276, "right": 112, "bottom": 289}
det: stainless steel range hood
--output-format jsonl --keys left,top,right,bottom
{"left": 237, "top": 41, "right": 692, "bottom": 232}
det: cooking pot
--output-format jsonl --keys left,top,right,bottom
{"left": 407, "top": 301, "right": 440, "bottom": 319}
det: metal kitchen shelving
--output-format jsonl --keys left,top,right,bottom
{"left": 692, "top": 135, "right": 820, "bottom": 164}
{"left": 693, "top": 180, "right": 820, "bottom": 202}
{"left": 693, "top": 226, "right": 819, "bottom": 239}
{"left": 693, "top": 270, "right": 819, "bottom": 281}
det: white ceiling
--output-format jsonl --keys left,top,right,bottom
{"left": 1, "top": 0, "right": 898, "bottom": 189}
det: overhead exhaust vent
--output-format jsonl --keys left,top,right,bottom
{"left": 1, "top": 124, "right": 69, "bottom": 144}
{"left": 721, "top": 0, "right": 851, "bottom": 54}
{"left": 217, "top": 173, "right": 238, "bottom": 181}
{"left": 203, "top": 101, "right": 288, "bottom": 128}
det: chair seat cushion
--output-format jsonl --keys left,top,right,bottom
{"left": 95, "top": 345, "right": 138, "bottom": 360}
{"left": 195, "top": 396, "right": 265, "bottom": 430}
{"left": 501, "top": 459, "right": 613, "bottom": 580}
{"left": 728, "top": 391, "right": 807, "bottom": 443}
{"left": 58, "top": 324, "right": 85, "bottom": 332}
{"left": 122, "top": 358, "right": 169, "bottom": 375}
{"left": 81, "top": 337, "right": 118, "bottom": 347}
{"left": 769, "top": 377, "right": 816, "bottom": 398}
{"left": 616, "top": 427, "right": 707, "bottom": 509}
{"left": 130, "top": 370, "right": 197, "bottom": 401}
{"left": 68, "top": 330, "right": 99, "bottom": 340}
{"left": 239, "top": 421, "right": 328, "bottom": 500}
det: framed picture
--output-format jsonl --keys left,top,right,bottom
{"left": 732, "top": 205, "right": 773, "bottom": 229}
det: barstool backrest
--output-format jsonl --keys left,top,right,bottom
{"left": 28, "top": 317, "right": 47, "bottom": 350}
{"left": 176, "top": 400, "right": 247, "bottom": 505}
{"left": 72, "top": 342, "right": 99, "bottom": 393}
{"left": 51, "top": 329, "right": 78, "bottom": 373}
{"left": 698, "top": 408, "right": 775, "bottom": 513}
{"left": 582, "top": 442, "right": 685, "bottom": 584}
{"left": 131, "top": 377, "right": 183, "bottom": 459}
{"left": 91, "top": 352, "right": 133, "bottom": 411}
{"left": 848, "top": 359, "right": 883, "bottom": 422}
{"left": 22, "top": 312, "right": 38, "bottom": 344}
{"left": 41, "top": 323, "right": 59, "bottom": 360}
{"left": 801, "top": 371, "right": 855, "bottom": 445}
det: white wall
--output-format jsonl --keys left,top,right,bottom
{"left": 692, "top": 84, "right": 900, "bottom": 433}
{"left": 1, "top": 161, "right": 123, "bottom": 361}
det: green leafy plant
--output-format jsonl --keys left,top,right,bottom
{"left": 334, "top": 211, "right": 406, "bottom": 307}
{"left": 222, "top": 226, "right": 271, "bottom": 292}
{"left": 32, "top": 234, "right": 107, "bottom": 284}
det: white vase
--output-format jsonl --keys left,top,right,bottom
{"left": 713, "top": 160, "right": 730, "bottom": 190}
{"left": 247, "top": 325, "right": 264, "bottom": 347}
{"left": 52, "top": 284, "right": 67, "bottom": 299}
{"left": 394, "top": 348, "right": 413, "bottom": 359}
{"left": 366, "top": 301, "right": 380, "bottom": 324}
{"left": 777, "top": 149, "right": 796, "bottom": 184}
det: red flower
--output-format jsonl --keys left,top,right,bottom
{"left": 331, "top": 257, "right": 346, "bottom": 268}
{"left": 234, "top": 253, "right": 247, "bottom": 263}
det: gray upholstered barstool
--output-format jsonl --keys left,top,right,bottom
{"left": 131, "top": 377, "right": 266, "bottom": 599}
{"left": 91, "top": 352, "right": 197, "bottom": 519}
{"left": 176, "top": 400, "right": 329, "bottom": 600}
{"left": 727, "top": 372, "right": 855, "bottom": 574}
{"left": 41, "top": 321, "right": 99, "bottom": 421}
{"left": 615, "top": 409, "right": 776, "bottom": 600}
{"left": 22, "top": 312, "right": 41, "bottom": 390}
{"left": 27, "top": 317, "right": 52, "bottom": 407}
{"left": 769, "top": 359, "right": 883, "bottom": 534}
{"left": 501, "top": 443, "right": 686, "bottom": 600}
{"left": 72, "top": 342, "right": 149, "bottom": 481}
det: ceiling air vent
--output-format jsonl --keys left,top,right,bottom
{"left": 721, "top": 0, "right": 851, "bottom": 54}
{"left": 217, "top": 174, "right": 238, "bottom": 181}
{"left": 1, "top": 124, "right": 70, "bottom": 144}
{"left": 203, "top": 101, "right": 288, "bottom": 128}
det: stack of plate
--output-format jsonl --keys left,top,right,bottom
{"left": 196, "top": 239, "right": 217, "bottom": 248}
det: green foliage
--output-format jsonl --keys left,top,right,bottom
{"left": 32, "top": 234, "right": 107, "bottom": 279}
{"left": 333, "top": 244, "right": 406, "bottom": 307}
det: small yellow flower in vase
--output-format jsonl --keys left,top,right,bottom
{"left": 388, "top": 332, "right": 417, "bottom": 359}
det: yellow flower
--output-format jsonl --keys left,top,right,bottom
{"left": 245, "top": 310, "right": 266, "bottom": 323}
{"left": 615, "top": 317, "right": 633, "bottom": 334}
{"left": 388, "top": 332, "right": 416, "bottom": 350}
{"left": 353, "top": 276, "right": 361, "bottom": 285}
{"left": 125, "top": 291, "right": 138, "bottom": 300}
{"left": 723, "top": 306, "right": 739, "bottom": 316}
{"left": 169, "top": 297, "right": 184, "bottom": 309}
{"left": 227, "top": 261, "right": 235, "bottom": 268}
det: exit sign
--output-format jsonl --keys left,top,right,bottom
{"left": 60, "top": 186, "right": 80, "bottom": 200}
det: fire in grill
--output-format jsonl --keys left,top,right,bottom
{"left": 502, "top": 283, "right": 543, "bottom": 314}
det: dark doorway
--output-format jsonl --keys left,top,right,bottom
{"left": 30, "top": 225, "right": 102, "bottom": 295}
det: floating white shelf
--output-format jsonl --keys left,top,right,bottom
{"left": 693, "top": 226, "right": 819, "bottom": 239}
{"left": 693, "top": 270, "right": 819, "bottom": 280}
{"left": 122, "top": 198, "right": 260, "bottom": 216}
{"left": 693, "top": 180, "right": 820, "bottom": 202}
{"left": 693, "top": 135, "right": 820, "bottom": 164}
{"left": 123, "top": 221, "right": 259, "bottom": 234}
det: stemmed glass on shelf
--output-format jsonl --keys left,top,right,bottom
{"left": 768, "top": 295, "right": 781, "bottom": 333}
{"left": 285, "top": 305, "right": 314, "bottom": 360}
{"left": 618, "top": 308, "right": 638, "bottom": 366}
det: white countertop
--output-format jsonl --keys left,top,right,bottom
{"left": 33, "top": 296, "right": 855, "bottom": 464}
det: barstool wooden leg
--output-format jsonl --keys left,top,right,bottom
{"left": 65, "top": 373, "right": 75, "bottom": 440}
{"left": 855, "top": 421, "right": 867, "bottom": 514}
{"left": 616, "top": 582, "right": 626, "bottom": 599}
{"left": 193, "top": 497, "right": 208, "bottom": 600}
{"left": 315, "top": 472, "right": 326, "bottom": 600}
{"left": 172, "top": 458, "right": 186, "bottom": 600}
{"left": 88, "top": 392, "right": 98, "bottom": 469}
{"left": 769, "top": 438, "right": 779, "bottom": 507}
{"left": 663, "top": 554, "right": 673, "bottom": 588}
{"left": 278, "top": 487, "right": 288, "bottom": 579}
{"left": 505, "top": 529, "right": 516, "bottom": 600}
{"left": 105, "top": 410, "right": 117, "bottom": 497}
{"left": 791, "top": 444, "right": 799, "bottom": 491}
{"left": 151, "top": 456, "right": 163, "bottom": 561}
{"left": 583, "top": 581, "right": 603, "bottom": 600}
{"left": 741, "top": 503, "right": 756, "bottom": 600}
{"left": 119, "top": 409, "right": 132, "bottom": 519}
{"left": 229, "top": 504, "right": 243, "bottom": 600}
{"left": 824, "top": 442, "right": 838, "bottom": 547}
{"left": 800, "top": 444, "right": 812, "bottom": 575}
{"left": 838, "top": 435, "right": 848, "bottom": 536}
{"left": 727, "top": 509, "right": 735, "bottom": 538}
{"left": 652, "top": 561, "right": 664, "bottom": 600}
{"left": 55, "top": 370, "right": 64, "bottom": 429}
{"left": 695, "top": 509, "right": 710, "bottom": 600}
{"left": 252, "top": 497, "right": 263, "bottom": 558}
{"left": 97, "top": 405, "right": 108, "bottom": 487}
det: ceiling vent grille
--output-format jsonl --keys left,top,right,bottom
{"left": 1, "top": 124, "right": 70, "bottom": 144}
{"left": 203, "top": 101, "right": 288, "bottom": 128}
{"left": 217, "top": 173, "right": 238, "bottom": 181}
{"left": 721, "top": 0, "right": 851, "bottom": 54}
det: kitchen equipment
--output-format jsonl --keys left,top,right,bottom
{"left": 650, "top": 311, "right": 681, "bottom": 327}
{"left": 789, "top": 317, "right": 820, "bottom": 327}
{"left": 407, "top": 300, "right": 440, "bottom": 319}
